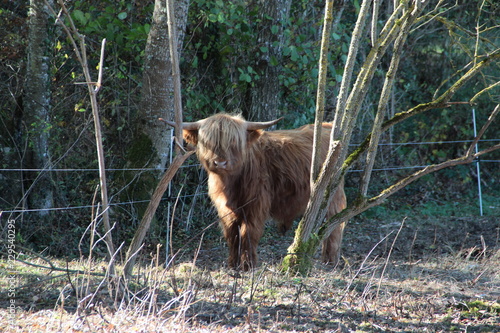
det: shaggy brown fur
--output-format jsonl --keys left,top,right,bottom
{"left": 182, "top": 113, "right": 346, "bottom": 270}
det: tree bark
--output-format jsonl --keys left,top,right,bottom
{"left": 24, "top": 0, "right": 54, "bottom": 216}
{"left": 248, "top": 0, "right": 292, "bottom": 121}
{"left": 137, "top": 0, "right": 190, "bottom": 169}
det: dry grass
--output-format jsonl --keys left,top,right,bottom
{"left": 1, "top": 216, "right": 499, "bottom": 332}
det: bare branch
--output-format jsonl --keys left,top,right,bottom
{"left": 45, "top": 0, "right": 83, "bottom": 65}
{"left": 471, "top": 80, "right": 500, "bottom": 104}
{"left": 360, "top": 2, "right": 424, "bottom": 196}
{"left": 371, "top": 0, "right": 380, "bottom": 46}
{"left": 96, "top": 38, "right": 106, "bottom": 92}
{"left": 45, "top": 0, "right": 115, "bottom": 271}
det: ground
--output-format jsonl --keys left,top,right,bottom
{"left": 1, "top": 213, "right": 499, "bottom": 332}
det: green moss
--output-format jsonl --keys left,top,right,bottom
{"left": 281, "top": 234, "right": 321, "bottom": 275}
{"left": 343, "top": 139, "right": 369, "bottom": 169}
{"left": 453, "top": 300, "right": 500, "bottom": 318}
{"left": 127, "top": 132, "right": 155, "bottom": 167}
{"left": 119, "top": 132, "right": 161, "bottom": 236}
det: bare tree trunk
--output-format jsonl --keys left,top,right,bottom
{"left": 24, "top": 0, "right": 54, "bottom": 216}
{"left": 248, "top": 0, "right": 292, "bottom": 121}
{"left": 136, "top": 0, "right": 190, "bottom": 169}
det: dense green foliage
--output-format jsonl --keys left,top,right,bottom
{"left": 0, "top": 0, "right": 498, "bottom": 258}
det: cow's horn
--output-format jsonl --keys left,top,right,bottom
{"left": 158, "top": 118, "right": 204, "bottom": 130}
{"left": 246, "top": 117, "right": 283, "bottom": 130}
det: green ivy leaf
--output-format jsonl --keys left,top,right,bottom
{"left": 270, "top": 55, "right": 278, "bottom": 66}
{"left": 290, "top": 46, "right": 299, "bottom": 62}
{"left": 117, "top": 12, "right": 127, "bottom": 20}
{"left": 239, "top": 72, "right": 251, "bottom": 83}
{"left": 73, "top": 10, "right": 87, "bottom": 25}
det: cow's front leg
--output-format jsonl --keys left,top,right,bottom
{"left": 238, "top": 221, "right": 263, "bottom": 271}
{"left": 223, "top": 221, "right": 242, "bottom": 269}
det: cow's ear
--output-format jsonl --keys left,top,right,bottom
{"left": 247, "top": 129, "right": 263, "bottom": 144}
{"left": 183, "top": 129, "right": 199, "bottom": 145}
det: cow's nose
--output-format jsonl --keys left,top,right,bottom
{"left": 214, "top": 160, "right": 228, "bottom": 169}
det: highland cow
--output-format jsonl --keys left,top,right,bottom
{"left": 166, "top": 113, "right": 346, "bottom": 270}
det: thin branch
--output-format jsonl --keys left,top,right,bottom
{"left": 371, "top": 0, "right": 379, "bottom": 46}
{"left": 325, "top": 141, "right": 500, "bottom": 238}
{"left": 360, "top": 2, "right": 422, "bottom": 196}
{"left": 45, "top": 0, "right": 84, "bottom": 65}
{"left": 96, "top": 38, "right": 106, "bottom": 92}
{"left": 376, "top": 218, "right": 406, "bottom": 300}
{"left": 470, "top": 80, "right": 500, "bottom": 104}
{"left": 166, "top": 0, "right": 184, "bottom": 150}
{"left": 0, "top": 242, "right": 107, "bottom": 280}
{"left": 367, "top": 147, "right": 494, "bottom": 208}
{"left": 15, "top": 258, "right": 106, "bottom": 277}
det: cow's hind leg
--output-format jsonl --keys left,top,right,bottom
{"left": 321, "top": 180, "right": 347, "bottom": 265}
{"left": 322, "top": 222, "right": 345, "bottom": 265}
{"left": 276, "top": 218, "right": 294, "bottom": 235}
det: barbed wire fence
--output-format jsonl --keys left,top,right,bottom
{"left": 1, "top": 111, "right": 499, "bottom": 261}
{"left": 1, "top": 142, "right": 498, "bottom": 214}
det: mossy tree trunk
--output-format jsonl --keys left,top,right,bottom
{"left": 122, "top": 0, "right": 191, "bottom": 232}
{"left": 282, "top": 0, "right": 500, "bottom": 274}
{"left": 135, "top": 0, "right": 190, "bottom": 170}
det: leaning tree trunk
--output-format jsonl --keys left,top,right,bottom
{"left": 248, "top": 0, "right": 292, "bottom": 121}
{"left": 24, "top": 0, "right": 54, "bottom": 216}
